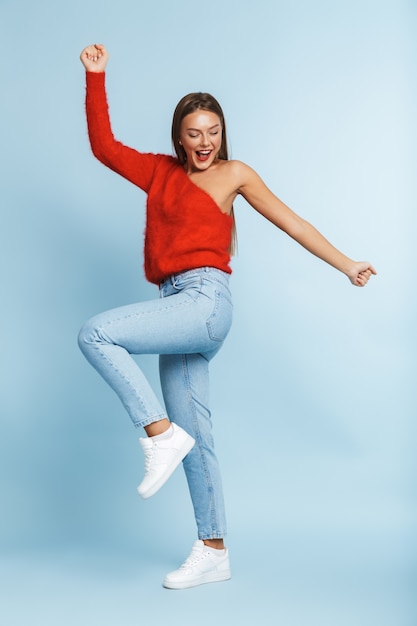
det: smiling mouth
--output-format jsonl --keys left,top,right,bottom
{"left": 196, "top": 150, "right": 212, "bottom": 161}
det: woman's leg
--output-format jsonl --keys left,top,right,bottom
{"left": 78, "top": 268, "right": 232, "bottom": 431}
{"left": 159, "top": 353, "right": 227, "bottom": 541}
{"left": 158, "top": 270, "right": 232, "bottom": 589}
{"left": 78, "top": 268, "right": 233, "bottom": 586}
{"left": 78, "top": 297, "right": 170, "bottom": 430}
{"left": 78, "top": 268, "right": 232, "bottom": 519}
{"left": 77, "top": 288, "right": 217, "bottom": 498}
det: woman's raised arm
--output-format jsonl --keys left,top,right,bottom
{"left": 79, "top": 44, "right": 160, "bottom": 193}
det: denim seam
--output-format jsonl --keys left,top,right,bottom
{"left": 97, "top": 297, "right": 196, "bottom": 327}
{"left": 92, "top": 342, "right": 166, "bottom": 427}
{"left": 182, "top": 354, "right": 225, "bottom": 538}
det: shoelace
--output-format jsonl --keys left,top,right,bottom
{"left": 180, "top": 547, "right": 210, "bottom": 570}
{"left": 143, "top": 444, "right": 155, "bottom": 473}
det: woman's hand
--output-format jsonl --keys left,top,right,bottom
{"left": 346, "top": 261, "right": 377, "bottom": 287}
{"left": 80, "top": 44, "right": 108, "bottom": 73}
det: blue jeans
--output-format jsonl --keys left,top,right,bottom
{"left": 78, "top": 267, "right": 233, "bottom": 540}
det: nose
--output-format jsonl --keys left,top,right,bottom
{"left": 199, "top": 133, "right": 210, "bottom": 147}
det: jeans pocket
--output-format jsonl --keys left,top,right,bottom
{"left": 206, "top": 290, "right": 233, "bottom": 342}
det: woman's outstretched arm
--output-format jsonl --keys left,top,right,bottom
{"left": 234, "top": 161, "right": 376, "bottom": 287}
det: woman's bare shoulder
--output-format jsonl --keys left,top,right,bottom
{"left": 219, "top": 159, "right": 255, "bottom": 183}
{"left": 221, "top": 159, "right": 263, "bottom": 192}
{"left": 222, "top": 159, "right": 250, "bottom": 172}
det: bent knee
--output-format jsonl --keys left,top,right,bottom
{"left": 77, "top": 316, "right": 103, "bottom": 353}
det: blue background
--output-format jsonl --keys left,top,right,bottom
{"left": 1, "top": 0, "right": 415, "bottom": 624}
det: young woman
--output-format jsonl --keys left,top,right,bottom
{"left": 78, "top": 43, "right": 376, "bottom": 590}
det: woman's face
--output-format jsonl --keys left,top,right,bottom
{"left": 179, "top": 109, "right": 223, "bottom": 173}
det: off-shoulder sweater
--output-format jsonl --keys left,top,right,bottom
{"left": 85, "top": 72, "right": 233, "bottom": 285}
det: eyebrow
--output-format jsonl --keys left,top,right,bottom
{"left": 186, "top": 123, "right": 221, "bottom": 131}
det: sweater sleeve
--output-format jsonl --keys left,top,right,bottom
{"left": 85, "top": 72, "right": 160, "bottom": 192}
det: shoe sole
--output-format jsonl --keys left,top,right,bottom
{"left": 163, "top": 569, "right": 231, "bottom": 590}
{"left": 137, "top": 435, "right": 195, "bottom": 499}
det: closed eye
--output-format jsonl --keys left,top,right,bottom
{"left": 186, "top": 124, "right": 221, "bottom": 138}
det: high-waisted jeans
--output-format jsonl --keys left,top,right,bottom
{"left": 78, "top": 267, "right": 233, "bottom": 540}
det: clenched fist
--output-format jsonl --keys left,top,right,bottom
{"left": 80, "top": 44, "right": 109, "bottom": 73}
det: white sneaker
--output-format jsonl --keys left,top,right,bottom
{"left": 137, "top": 423, "right": 195, "bottom": 499}
{"left": 163, "top": 540, "right": 231, "bottom": 589}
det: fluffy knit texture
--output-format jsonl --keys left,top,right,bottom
{"left": 85, "top": 72, "right": 233, "bottom": 285}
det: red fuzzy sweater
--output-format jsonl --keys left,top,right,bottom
{"left": 85, "top": 72, "right": 233, "bottom": 285}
